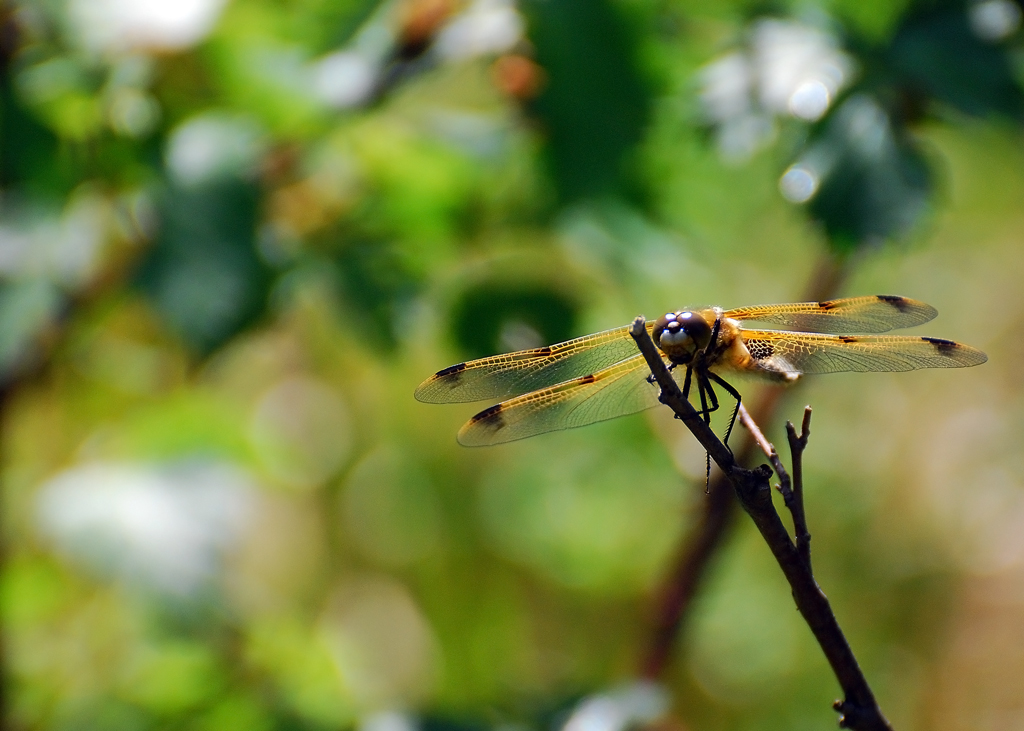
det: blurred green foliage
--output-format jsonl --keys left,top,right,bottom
{"left": 137, "top": 176, "right": 269, "bottom": 355}
{"left": 525, "top": 0, "right": 652, "bottom": 204}
{"left": 1, "top": 0, "right": 1023, "bottom": 729}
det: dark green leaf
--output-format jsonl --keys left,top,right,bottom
{"left": 334, "top": 240, "right": 421, "bottom": 353}
{"left": 0, "top": 72, "right": 73, "bottom": 197}
{"left": 888, "top": 5, "right": 1024, "bottom": 119}
{"left": 800, "top": 95, "right": 932, "bottom": 250}
{"left": 135, "top": 179, "right": 272, "bottom": 356}
{"left": 524, "top": 0, "right": 653, "bottom": 204}
{"left": 450, "top": 280, "right": 579, "bottom": 359}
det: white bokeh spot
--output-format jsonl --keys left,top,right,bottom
{"left": 69, "top": 0, "right": 228, "bottom": 53}
{"left": 779, "top": 164, "right": 819, "bottom": 203}
{"left": 699, "top": 19, "right": 855, "bottom": 160}
{"left": 36, "top": 461, "right": 256, "bottom": 598}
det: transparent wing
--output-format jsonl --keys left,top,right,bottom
{"left": 457, "top": 355, "right": 666, "bottom": 446}
{"left": 736, "top": 330, "right": 988, "bottom": 375}
{"left": 725, "top": 295, "right": 937, "bottom": 333}
{"left": 415, "top": 322, "right": 652, "bottom": 404}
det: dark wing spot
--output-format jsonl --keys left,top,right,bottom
{"left": 876, "top": 294, "right": 912, "bottom": 313}
{"left": 922, "top": 336, "right": 958, "bottom": 353}
{"left": 746, "top": 339, "right": 774, "bottom": 360}
{"left": 578, "top": 374, "right": 597, "bottom": 384}
{"left": 437, "top": 362, "right": 466, "bottom": 377}
{"left": 818, "top": 300, "right": 837, "bottom": 310}
{"left": 514, "top": 346, "right": 553, "bottom": 360}
{"left": 468, "top": 403, "right": 505, "bottom": 429}
{"left": 839, "top": 335, "right": 858, "bottom": 343}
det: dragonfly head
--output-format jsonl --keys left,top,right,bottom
{"left": 653, "top": 310, "right": 712, "bottom": 362}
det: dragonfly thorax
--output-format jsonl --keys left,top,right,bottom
{"left": 653, "top": 310, "right": 713, "bottom": 363}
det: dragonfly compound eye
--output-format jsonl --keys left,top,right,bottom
{"left": 654, "top": 311, "right": 694, "bottom": 354}
{"left": 678, "top": 310, "right": 712, "bottom": 347}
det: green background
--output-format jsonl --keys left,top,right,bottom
{"left": 1, "top": 0, "right": 1022, "bottom": 729}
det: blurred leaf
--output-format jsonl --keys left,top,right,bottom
{"left": 479, "top": 427, "right": 684, "bottom": 592}
{"left": 797, "top": 95, "right": 932, "bottom": 249}
{"left": 0, "top": 71, "right": 73, "bottom": 197}
{"left": 292, "top": 0, "right": 382, "bottom": 55}
{"left": 119, "top": 641, "right": 223, "bottom": 714}
{"left": 831, "top": 0, "right": 915, "bottom": 41}
{"left": 335, "top": 241, "right": 422, "bottom": 353}
{"left": 888, "top": 4, "right": 1024, "bottom": 119}
{"left": 348, "top": 118, "right": 480, "bottom": 246}
{"left": 246, "top": 617, "right": 355, "bottom": 726}
{"left": 93, "top": 393, "right": 253, "bottom": 461}
{"left": 135, "top": 178, "right": 272, "bottom": 356}
{"left": 524, "top": 0, "right": 653, "bottom": 204}
{"left": 51, "top": 700, "right": 150, "bottom": 731}
{"left": 450, "top": 280, "right": 579, "bottom": 359}
{"left": 206, "top": 18, "right": 326, "bottom": 137}
{"left": 0, "top": 556, "right": 73, "bottom": 628}
{"left": 421, "top": 715, "right": 490, "bottom": 731}
{"left": 343, "top": 445, "right": 441, "bottom": 566}
{"left": 196, "top": 693, "right": 273, "bottom": 731}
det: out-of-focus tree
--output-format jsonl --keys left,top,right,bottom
{"left": 0, "top": 0, "right": 1021, "bottom": 729}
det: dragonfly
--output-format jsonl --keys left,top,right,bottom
{"left": 415, "top": 295, "right": 988, "bottom": 447}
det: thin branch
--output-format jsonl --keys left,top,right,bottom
{"left": 629, "top": 317, "right": 892, "bottom": 731}
{"left": 739, "top": 404, "right": 814, "bottom": 571}
{"left": 787, "top": 407, "right": 813, "bottom": 567}
{"left": 641, "top": 252, "right": 847, "bottom": 680}
{"left": 738, "top": 403, "right": 792, "bottom": 501}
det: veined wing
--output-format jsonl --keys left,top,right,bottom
{"left": 457, "top": 354, "right": 664, "bottom": 446}
{"left": 415, "top": 322, "right": 653, "bottom": 404}
{"left": 726, "top": 295, "right": 937, "bottom": 333}
{"left": 737, "top": 330, "right": 988, "bottom": 375}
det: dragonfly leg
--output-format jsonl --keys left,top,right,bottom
{"left": 707, "top": 371, "right": 742, "bottom": 449}
{"left": 703, "top": 378, "right": 721, "bottom": 416}
{"left": 680, "top": 364, "right": 693, "bottom": 401}
{"left": 693, "top": 369, "right": 721, "bottom": 419}
{"left": 696, "top": 372, "right": 712, "bottom": 426}
{"left": 695, "top": 373, "right": 715, "bottom": 491}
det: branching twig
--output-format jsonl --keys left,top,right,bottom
{"left": 629, "top": 317, "right": 892, "bottom": 731}
{"left": 787, "top": 407, "right": 813, "bottom": 567}
{"left": 737, "top": 403, "right": 790, "bottom": 498}
{"left": 641, "top": 254, "right": 846, "bottom": 680}
{"left": 738, "top": 404, "right": 813, "bottom": 571}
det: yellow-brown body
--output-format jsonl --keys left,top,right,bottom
{"left": 652, "top": 307, "right": 800, "bottom": 384}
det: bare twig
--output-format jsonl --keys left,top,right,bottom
{"left": 641, "top": 253, "right": 847, "bottom": 680}
{"left": 739, "top": 404, "right": 814, "bottom": 571}
{"left": 738, "top": 403, "right": 791, "bottom": 499}
{"left": 787, "top": 407, "right": 813, "bottom": 567}
{"left": 629, "top": 317, "right": 892, "bottom": 731}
